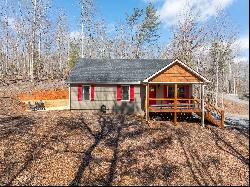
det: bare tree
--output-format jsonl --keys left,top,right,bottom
{"left": 163, "top": 8, "right": 207, "bottom": 67}
{"left": 207, "top": 12, "right": 239, "bottom": 105}
{"left": 79, "top": 0, "right": 96, "bottom": 58}
{"left": 54, "top": 9, "right": 70, "bottom": 77}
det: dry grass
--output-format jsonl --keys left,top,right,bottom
{"left": 22, "top": 99, "right": 69, "bottom": 111}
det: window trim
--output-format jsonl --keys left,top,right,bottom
{"left": 82, "top": 85, "right": 91, "bottom": 101}
{"left": 121, "top": 85, "right": 130, "bottom": 101}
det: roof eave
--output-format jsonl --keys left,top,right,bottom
{"left": 66, "top": 81, "right": 142, "bottom": 85}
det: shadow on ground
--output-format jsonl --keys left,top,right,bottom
{"left": 0, "top": 112, "right": 249, "bottom": 186}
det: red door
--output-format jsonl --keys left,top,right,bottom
{"left": 149, "top": 85, "right": 156, "bottom": 105}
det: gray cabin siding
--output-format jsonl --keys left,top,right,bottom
{"left": 70, "top": 84, "right": 145, "bottom": 114}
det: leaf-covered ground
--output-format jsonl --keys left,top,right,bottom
{"left": 0, "top": 82, "right": 249, "bottom": 186}
{"left": 0, "top": 107, "right": 248, "bottom": 186}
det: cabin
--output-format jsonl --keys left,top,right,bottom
{"left": 66, "top": 58, "right": 224, "bottom": 127}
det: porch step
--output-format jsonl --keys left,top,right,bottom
{"left": 195, "top": 100, "right": 224, "bottom": 128}
{"left": 196, "top": 111, "right": 220, "bottom": 127}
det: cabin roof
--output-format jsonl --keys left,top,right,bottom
{"left": 66, "top": 58, "right": 210, "bottom": 84}
{"left": 66, "top": 58, "right": 172, "bottom": 83}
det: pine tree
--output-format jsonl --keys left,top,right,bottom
{"left": 141, "top": 3, "right": 160, "bottom": 44}
{"left": 68, "top": 41, "right": 80, "bottom": 68}
{"left": 126, "top": 3, "right": 160, "bottom": 58}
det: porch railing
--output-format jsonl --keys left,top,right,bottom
{"left": 145, "top": 98, "right": 202, "bottom": 111}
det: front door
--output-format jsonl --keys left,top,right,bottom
{"left": 149, "top": 85, "right": 156, "bottom": 105}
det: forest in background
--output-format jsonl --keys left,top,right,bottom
{"left": 0, "top": 0, "right": 249, "bottom": 107}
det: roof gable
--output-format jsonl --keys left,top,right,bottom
{"left": 143, "top": 59, "right": 210, "bottom": 83}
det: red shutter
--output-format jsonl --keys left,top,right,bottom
{"left": 130, "top": 85, "right": 134, "bottom": 102}
{"left": 184, "top": 85, "right": 189, "bottom": 98}
{"left": 164, "top": 85, "right": 167, "bottom": 104}
{"left": 164, "top": 85, "right": 167, "bottom": 98}
{"left": 117, "top": 85, "right": 121, "bottom": 101}
{"left": 91, "top": 85, "right": 94, "bottom": 101}
{"left": 78, "top": 84, "right": 82, "bottom": 101}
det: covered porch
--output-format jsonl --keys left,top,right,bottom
{"left": 143, "top": 60, "right": 209, "bottom": 126}
{"left": 147, "top": 83, "right": 201, "bottom": 112}
{"left": 144, "top": 83, "right": 205, "bottom": 126}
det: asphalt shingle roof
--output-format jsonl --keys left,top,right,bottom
{"left": 66, "top": 58, "right": 173, "bottom": 83}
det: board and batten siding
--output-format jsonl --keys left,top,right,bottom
{"left": 70, "top": 84, "right": 145, "bottom": 114}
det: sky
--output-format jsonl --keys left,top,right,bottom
{"left": 53, "top": 0, "right": 249, "bottom": 62}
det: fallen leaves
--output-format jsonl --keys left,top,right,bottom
{"left": 0, "top": 83, "right": 249, "bottom": 186}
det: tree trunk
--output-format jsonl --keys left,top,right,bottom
{"left": 30, "top": 0, "right": 37, "bottom": 82}
{"left": 81, "top": 19, "right": 84, "bottom": 58}
{"left": 215, "top": 62, "right": 219, "bottom": 106}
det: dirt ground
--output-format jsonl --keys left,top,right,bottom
{"left": 0, "top": 82, "right": 249, "bottom": 186}
{"left": 18, "top": 89, "right": 68, "bottom": 101}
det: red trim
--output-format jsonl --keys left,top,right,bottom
{"left": 184, "top": 85, "right": 189, "bottom": 98}
{"left": 78, "top": 84, "right": 82, "bottom": 101}
{"left": 164, "top": 85, "right": 167, "bottom": 98}
{"left": 117, "top": 85, "right": 121, "bottom": 101}
{"left": 130, "top": 85, "right": 134, "bottom": 102}
{"left": 184, "top": 85, "right": 190, "bottom": 103}
{"left": 91, "top": 85, "right": 94, "bottom": 101}
{"left": 164, "top": 85, "right": 168, "bottom": 104}
{"left": 149, "top": 85, "right": 156, "bottom": 105}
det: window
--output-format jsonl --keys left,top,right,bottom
{"left": 178, "top": 86, "right": 185, "bottom": 98}
{"left": 83, "top": 86, "right": 90, "bottom": 100}
{"left": 168, "top": 86, "right": 174, "bottom": 98}
{"left": 121, "top": 85, "right": 130, "bottom": 101}
{"left": 167, "top": 85, "right": 185, "bottom": 98}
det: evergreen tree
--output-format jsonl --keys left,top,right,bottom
{"left": 141, "top": 3, "right": 161, "bottom": 44}
{"left": 126, "top": 3, "right": 160, "bottom": 58}
{"left": 68, "top": 41, "right": 80, "bottom": 68}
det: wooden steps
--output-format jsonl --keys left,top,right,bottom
{"left": 196, "top": 101, "right": 224, "bottom": 128}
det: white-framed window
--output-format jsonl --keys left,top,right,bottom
{"left": 121, "top": 85, "right": 130, "bottom": 101}
{"left": 83, "top": 85, "right": 90, "bottom": 100}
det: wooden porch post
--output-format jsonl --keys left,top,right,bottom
{"left": 200, "top": 84, "right": 202, "bottom": 100}
{"left": 146, "top": 83, "right": 149, "bottom": 121}
{"left": 174, "top": 83, "right": 177, "bottom": 126}
{"left": 69, "top": 84, "right": 71, "bottom": 110}
{"left": 221, "top": 110, "right": 225, "bottom": 128}
{"left": 201, "top": 84, "right": 205, "bottom": 127}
